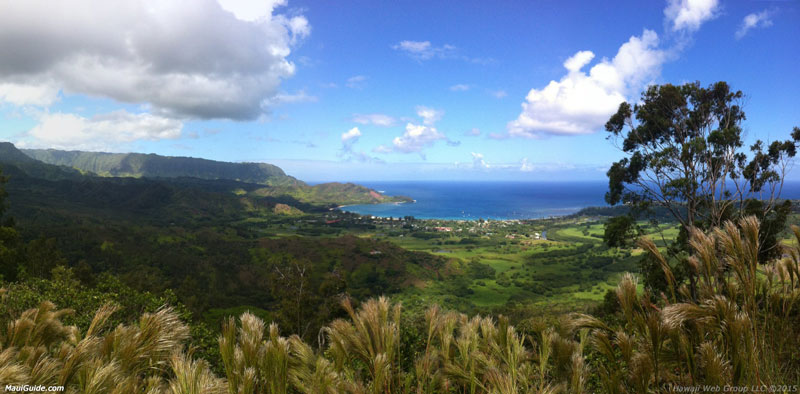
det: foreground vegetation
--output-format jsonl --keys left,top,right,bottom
{"left": 2, "top": 218, "right": 798, "bottom": 392}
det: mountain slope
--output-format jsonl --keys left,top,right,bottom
{"left": 1, "top": 143, "right": 265, "bottom": 225}
{"left": 20, "top": 147, "right": 411, "bottom": 206}
{"left": 254, "top": 182, "right": 406, "bottom": 206}
{"left": 22, "top": 148, "right": 296, "bottom": 186}
{"left": 0, "top": 143, "right": 82, "bottom": 180}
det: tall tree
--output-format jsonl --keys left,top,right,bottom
{"left": 604, "top": 81, "right": 799, "bottom": 288}
{"left": 0, "top": 168, "right": 21, "bottom": 280}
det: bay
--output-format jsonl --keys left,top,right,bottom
{"left": 342, "top": 181, "right": 608, "bottom": 220}
{"left": 341, "top": 180, "right": 800, "bottom": 221}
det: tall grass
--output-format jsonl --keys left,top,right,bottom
{"left": 572, "top": 218, "right": 800, "bottom": 391}
{"left": 0, "top": 218, "right": 797, "bottom": 392}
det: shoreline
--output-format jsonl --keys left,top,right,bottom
{"left": 336, "top": 206, "right": 573, "bottom": 222}
{"left": 337, "top": 201, "right": 590, "bottom": 222}
{"left": 337, "top": 198, "right": 413, "bottom": 210}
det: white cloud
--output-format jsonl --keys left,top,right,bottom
{"left": 520, "top": 158, "right": 534, "bottom": 172}
{"left": 395, "top": 40, "right": 431, "bottom": 53}
{"left": 450, "top": 84, "right": 471, "bottom": 92}
{"left": 270, "top": 90, "right": 318, "bottom": 104}
{"left": 0, "top": 0, "right": 309, "bottom": 120}
{"left": 506, "top": 0, "right": 723, "bottom": 139}
{"left": 508, "top": 30, "right": 665, "bottom": 137}
{"left": 392, "top": 40, "right": 456, "bottom": 60}
{"left": 338, "top": 126, "right": 384, "bottom": 163}
{"left": 416, "top": 106, "right": 443, "bottom": 126}
{"left": 346, "top": 75, "right": 368, "bottom": 89}
{"left": 664, "top": 0, "right": 720, "bottom": 32}
{"left": 24, "top": 110, "right": 182, "bottom": 150}
{"left": 736, "top": 9, "right": 774, "bottom": 39}
{"left": 217, "top": 0, "right": 283, "bottom": 21}
{"left": 352, "top": 113, "right": 396, "bottom": 127}
{"left": 341, "top": 127, "right": 361, "bottom": 142}
{"left": 563, "top": 51, "right": 595, "bottom": 72}
{"left": 373, "top": 106, "right": 454, "bottom": 157}
{"left": 392, "top": 123, "right": 447, "bottom": 155}
{"left": 471, "top": 152, "right": 490, "bottom": 169}
{"left": 0, "top": 82, "right": 59, "bottom": 107}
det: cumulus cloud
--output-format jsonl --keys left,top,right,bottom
{"left": 341, "top": 127, "right": 362, "bottom": 143}
{"left": 471, "top": 152, "right": 490, "bottom": 169}
{"left": 416, "top": 106, "right": 444, "bottom": 126}
{"left": 23, "top": 110, "right": 182, "bottom": 150}
{"left": 563, "top": 51, "right": 595, "bottom": 72}
{"left": 506, "top": 0, "right": 723, "bottom": 139}
{"left": 339, "top": 126, "right": 383, "bottom": 163}
{"left": 520, "top": 158, "right": 534, "bottom": 172}
{"left": 450, "top": 84, "right": 471, "bottom": 92}
{"left": 0, "top": 82, "right": 59, "bottom": 107}
{"left": 0, "top": 0, "right": 309, "bottom": 119}
{"left": 507, "top": 30, "right": 665, "bottom": 138}
{"left": 372, "top": 106, "right": 457, "bottom": 157}
{"left": 352, "top": 113, "right": 397, "bottom": 127}
{"left": 218, "top": 0, "right": 287, "bottom": 21}
{"left": 664, "top": 0, "right": 720, "bottom": 33}
{"left": 391, "top": 123, "right": 447, "bottom": 155}
{"left": 736, "top": 9, "right": 774, "bottom": 39}
{"left": 339, "top": 126, "right": 359, "bottom": 149}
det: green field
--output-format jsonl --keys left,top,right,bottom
{"left": 331, "top": 215, "right": 686, "bottom": 315}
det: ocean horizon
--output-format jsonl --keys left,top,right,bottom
{"left": 336, "top": 180, "right": 800, "bottom": 221}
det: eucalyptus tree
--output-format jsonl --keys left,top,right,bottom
{"left": 603, "top": 81, "right": 799, "bottom": 291}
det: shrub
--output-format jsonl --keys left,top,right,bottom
{"left": 2, "top": 218, "right": 798, "bottom": 392}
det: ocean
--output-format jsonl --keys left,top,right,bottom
{"left": 341, "top": 180, "right": 800, "bottom": 221}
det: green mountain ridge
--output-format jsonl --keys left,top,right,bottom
{"left": 0, "top": 142, "right": 83, "bottom": 181}
{"left": 22, "top": 148, "right": 295, "bottom": 185}
{"left": 13, "top": 144, "right": 410, "bottom": 206}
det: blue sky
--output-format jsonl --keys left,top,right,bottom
{"left": 0, "top": 0, "right": 798, "bottom": 181}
